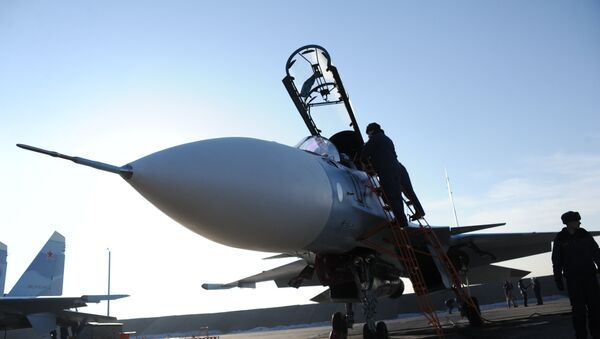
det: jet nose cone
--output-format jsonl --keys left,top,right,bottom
{"left": 126, "top": 137, "right": 333, "bottom": 252}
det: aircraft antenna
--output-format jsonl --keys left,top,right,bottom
{"left": 445, "top": 168, "right": 460, "bottom": 228}
{"left": 16, "top": 144, "right": 133, "bottom": 179}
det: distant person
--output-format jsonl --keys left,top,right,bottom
{"left": 552, "top": 211, "right": 600, "bottom": 339}
{"left": 531, "top": 277, "right": 543, "bottom": 305}
{"left": 503, "top": 280, "right": 518, "bottom": 308}
{"left": 518, "top": 278, "right": 531, "bottom": 307}
{"left": 445, "top": 297, "right": 456, "bottom": 314}
{"left": 360, "top": 123, "right": 425, "bottom": 226}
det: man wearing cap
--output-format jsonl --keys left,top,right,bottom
{"left": 360, "top": 122, "right": 425, "bottom": 227}
{"left": 552, "top": 211, "right": 600, "bottom": 339}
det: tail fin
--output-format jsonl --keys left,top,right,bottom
{"left": 8, "top": 232, "right": 65, "bottom": 297}
{"left": 0, "top": 241, "right": 6, "bottom": 295}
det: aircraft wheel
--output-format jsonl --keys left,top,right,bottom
{"left": 376, "top": 321, "right": 389, "bottom": 339}
{"left": 329, "top": 312, "right": 348, "bottom": 339}
{"left": 363, "top": 323, "right": 377, "bottom": 339}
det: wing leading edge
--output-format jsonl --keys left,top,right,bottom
{"left": 202, "top": 259, "right": 320, "bottom": 290}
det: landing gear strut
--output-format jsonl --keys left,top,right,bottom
{"left": 329, "top": 257, "right": 389, "bottom": 339}
{"left": 329, "top": 311, "right": 390, "bottom": 339}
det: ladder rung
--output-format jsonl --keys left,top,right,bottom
{"left": 365, "top": 166, "right": 470, "bottom": 336}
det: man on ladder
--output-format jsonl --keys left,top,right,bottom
{"left": 360, "top": 122, "right": 426, "bottom": 226}
{"left": 360, "top": 122, "right": 483, "bottom": 331}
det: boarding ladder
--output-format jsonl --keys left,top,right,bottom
{"left": 361, "top": 168, "right": 483, "bottom": 338}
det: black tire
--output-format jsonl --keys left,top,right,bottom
{"left": 332, "top": 312, "right": 345, "bottom": 330}
{"left": 329, "top": 312, "right": 348, "bottom": 339}
{"left": 363, "top": 323, "right": 377, "bottom": 339}
{"left": 376, "top": 321, "right": 389, "bottom": 339}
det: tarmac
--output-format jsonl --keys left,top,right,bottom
{"left": 122, "top": 275, "right": 569, "bottom": 338}
{"left": 218, "top": 297, "right": 577, "bottom": 339}
{"left": 2, "top": 276, "right": 576, "bottom": 338}
{"left": 2, "top": 296, "right": 579, "bottom": 338}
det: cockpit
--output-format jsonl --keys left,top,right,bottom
{"left": 296, "top": 134, "right": 362, "bottom": 170}
{"left": 296, "top": 136, "right": 340, "bottom": 162}
{"left": 284, "top": 45, "right": 365, "bottom": 169}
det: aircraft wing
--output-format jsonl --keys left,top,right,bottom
{"left": 0, "top": 294, "right": 128, "bottom": 336}
{"left": 0, "top": 294, "right": 129, "bottom": 314}
{"left": 463, "top": 264, "right": 530, "bottom": 284}
{"left": 202, "top": 259, "right": 321, "bottom": 290}
{"left": 57, "top": 310, "right": 118, "bottom": 325}
{"left": 450, "top": 231, "right": 600, "bottom": 267}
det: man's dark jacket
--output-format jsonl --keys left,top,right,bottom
{"left": 360, "top": 130, "right": 399, "bottom": 178}
{"left": 552, "top": 227, "right": 600, "bottom": 281}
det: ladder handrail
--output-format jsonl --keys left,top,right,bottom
{"left": 362, "top": 165, "right": 485, "bottom": 337}
{"left": 363, "top": 172, "right": 446, "bottom": 338}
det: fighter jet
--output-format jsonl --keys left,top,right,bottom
{"left": 16, "top": 45, "right": 576, "bottom": 339}
{"left": 0, "top": 232, "right": 128, "bottom": 338}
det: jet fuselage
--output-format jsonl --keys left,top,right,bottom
{"left": 124, "top": 137, "right": 388, "bottom": 253}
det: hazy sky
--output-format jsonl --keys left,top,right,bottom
{"left": 1, "top": 0, "right": 599, "bottom": 319}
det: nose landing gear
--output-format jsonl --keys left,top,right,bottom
{"left": 329, "top": 313, "right": 390, "bottom": 339}
{"left": 362, "top": 321, "right": 389, "bottom": 339}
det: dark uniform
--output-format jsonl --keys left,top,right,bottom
{"left": 532, "top": 277, "right": 543, "bottom": 305}
{"left": 552, "top": 211, "right": 600, "bottom": 339}
{"left": 503, "top": 280, "right": 518, "bottom": 308}
{"left": 360, "top": 124, "right": 425, "bottom": 226}
{"left": 518, "top": 279, "right": 530, "bottom": 307}
{"left": 445, "top": 298, "right": 456, "bottom": 314}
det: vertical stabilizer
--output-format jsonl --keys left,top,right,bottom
{"left": 8, "top": 232, "right": 65, "bottom": 297}
{"left": 0, "top": 242, "right": 6, "bottom": 295}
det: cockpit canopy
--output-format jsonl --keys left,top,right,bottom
{"left": 296, "top": 136, "right": 340, "bottom": 162}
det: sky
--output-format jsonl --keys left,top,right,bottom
{"left": 1, "top": 0, "right": 599, "bottom": 320}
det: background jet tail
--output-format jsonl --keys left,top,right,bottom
{"left": 8, "top": 231, "right": 65, "bottom": 297}
{"left": 0, "top": 241, "right": 6, "bottom": 295}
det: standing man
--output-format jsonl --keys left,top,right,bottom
{"left": 503, "top": 280, "right": 518, "bottom": 308}
{"left": 531, "top": 277, "right": 543, "bottom": 305}
{"left": 518, "top": 278, "right": 530, "bottom": 307}
{"left": 360, "top": 123, "right": 425, "bottom": 226}
{"left": 552, "top": 211, "right": 600, "bottom": 339}
{"left": 445, "top": 297, "right": 456, "bottom": 314}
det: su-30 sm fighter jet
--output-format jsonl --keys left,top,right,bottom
{"left": 0, "top": 232, "right": 128, "bottom": 338}
{"left": 17, "top": 45, "right": 572, "bottom": 339}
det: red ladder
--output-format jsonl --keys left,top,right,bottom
{"left": 362, "top": 171, "right": 483, "bottom": 338}
{"left": 363, "top": 173, "right": 445, "bottom": 337}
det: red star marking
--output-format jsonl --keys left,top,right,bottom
{"left": 46, "top": 251, "right": 54, "bottom": 258}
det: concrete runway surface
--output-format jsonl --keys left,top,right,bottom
{"left": 217, "top": 297, "right": 576, "bottom": 339}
